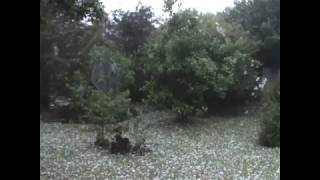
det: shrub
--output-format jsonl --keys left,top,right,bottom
{"left": 259, "top": 78, "right": 280, "bottom": 147}
{"left": 144, "top": 10, "right": 261, "bottom": 119}
{"left": 64, "top": 46, "right": 134, "bottom": 122}
{"left": 66, "top": 46, "right": 150, "bottom": 154}
{"left": 86, "top": 89, "right": 133, "bottom": 153}
{"left": 86, "top": 90, "right": 131, "bottom": 125}
{"left": 93, "top": 103, "right": 150, "bottom": 155}
{"left": 63, "top": 70, "right": 95, "bottom": 122}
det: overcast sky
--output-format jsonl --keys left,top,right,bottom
{"left": 101, "top": 0, "right": 235, "bottom": 18}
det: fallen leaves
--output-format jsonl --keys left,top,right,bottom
{"left": 40, "top": 111, "right": 279, "bottom": 179}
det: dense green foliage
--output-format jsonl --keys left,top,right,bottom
{"left": 259, "top": 76, "right": 280, "bottom": 147}
{"left": 40, "top": 0, "right": 105, "bottom": 110}
{"left": 144, "top": 10, "right": 261, "bottom": 119}
{"left": 107, "top": 5, "right": 156, "bottom": 56}
{"left": 223, "top": 0, "right": 280, "bottom": 147}
{"left": 87, "top": 90, "right": 130, "bottom": 125}
{"left": 66, "top": 46, "right": 133, "bottom": 121}
{"left": 107, "top": 5, "right": 157, "bottom": 102}
{"left": 40, "top": 0, "right": 280, "bottom": 149}
{"left": 224, "top": 0, "right": 280, "bottom": 70}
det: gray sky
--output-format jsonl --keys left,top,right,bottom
{"left": 101, "top": 0, "right": 235, "bottom": 18}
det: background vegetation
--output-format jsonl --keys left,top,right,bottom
{"left": 40, "top": 0, "right": 280, "bottom": 162}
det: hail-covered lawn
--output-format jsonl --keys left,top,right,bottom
{"left": 40, "top": 111, "right": 280, "bottom": 180}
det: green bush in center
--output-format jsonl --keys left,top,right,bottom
{"left": 144, "top": 10, "right": 261, "bottom": 120}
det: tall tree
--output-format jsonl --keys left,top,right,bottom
{"left": 223, "top": 0, "right": 280, "bottom": 71}
{"left": 106, "top": 4, "right": 157, "bottom": 101}
{"left": 107, "top": 5, "right": 156, "bottom": 56}
{"left": 40, "top": 0, "right": 105, "bottom": 110}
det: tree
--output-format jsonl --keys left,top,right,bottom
{"left": 145, "top": 10, "right": 261, "bottom": 118}
{"left": 163, "top": 0, "right": 181, "bottom": 16}
{"left": 106, "top": 4, "right": 157, "bottom": 102}
{"left": 40, "top": 0, "right": 105, "bottom": 110}
{"left": 223, "top": 0, "right": 280, "bottom": 71}
{"left": 107, "top": 5, "right": 156, "bottom": 56}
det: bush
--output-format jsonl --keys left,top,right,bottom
{"left": 93, "top": 105, "right": 150, "bottom": 155}
{"left": 65, "top": 71, "right": 94, "bottom": 122}
{"left": 85, "top": 89, "right": 133, "bottom": 153}
{"left": 64, "top": 46, "right": 134, "bottom": 122}
{"left": 86, "top": 90, "right": 131, "bottom": 125}
{"left": 259, "top": 79, "right": 280, "bottom": 147}
{"left": 144, "top": 10, "right": 261, "bottom": 119}
{"left": 65, "top": 45, "right": 150, "bottom": 154}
